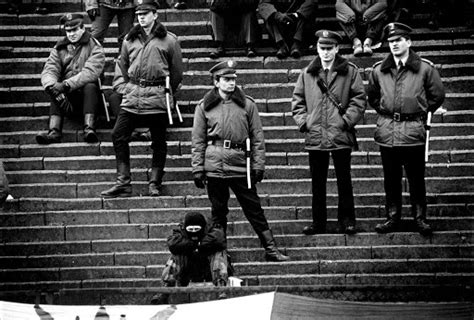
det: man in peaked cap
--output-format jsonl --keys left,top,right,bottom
{"left": 101, "top": 0, "right": 183, "bottom": 198}
{"left": 191, "top": 60, "right": 290, "bottom": 262}
{"left": 367, "top": 22, "right": 445, "bottom": 236}
{"left": 292, "top": 29, "right": 366, "bottom": 235}
{"left": 37, "top": 12, "right": 105, "bottom": 145}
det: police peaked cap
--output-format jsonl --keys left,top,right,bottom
{"left": 315, "top": 30, "right": 343, "bottom": 45}
{"left": 383, "top": 22, "right": 413, "bottom": 41}
{"left": 136, "top": 0, "right": 159, "bottom": 13}
{"left": 209, "top": 60, "right": 237, "bottom": 78}
{"left": 59, "top": 13, "right": 84, "bottom": 29}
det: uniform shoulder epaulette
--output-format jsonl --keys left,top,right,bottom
{"left": 246, "top": 95, "right": 255, "bottom": 103}
{"left": 197, "top": 98, "right": 205, "bottom": 106}
{"left": 91, "top": 37, "right": 102, "bottom": 47}
{"left": 421, "top": 58, "right": 435, "bottom": 67}
{"left": 167, "top": 31, "right": 178, "bottom": 40}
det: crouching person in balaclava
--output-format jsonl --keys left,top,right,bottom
{"left": 151, "top": 212, "right": 230, "bottom": 304}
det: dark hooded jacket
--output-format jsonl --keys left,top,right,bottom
{"left": 292, "top": 54, "right": 366, "bottom": 150}
{"left": 192, "top": 86, "right": 265, "bottom": 178}
{"left": 41, "top": 30, "right": 105, "bottom": 91}
{"left": 112, "top": 21, "right": 183, "bottom": 115}
{"left": 367, "top": 49, "right": 445, "bottom": 147}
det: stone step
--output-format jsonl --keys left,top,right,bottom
{"left": 5, "top": 162, "right": 474, "bottom": 185}
{"left": 1, "top": 244, "right": 472, "bottom": 270}
{"left": 6, "top": 175, "right": 474, "bottom": 199}
{"left": 0, "top": 258, "right": 472, "bottom": 283}
{"left": 3, "top": 191, "right": 473, "bottom": 212}
{"left": 0, "top": 216, "right": 472, "bottom": 244}
{"left": 0, "top": 228, "right": 471, "bottom": 256}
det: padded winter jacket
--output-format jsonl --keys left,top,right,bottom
{"left": 292, "top": 54, "right": 366, "bottom": 151}
{"left": 258, "top": 0, "right": 318, "bottom": 21}
{"left": 192, "top": 86, "right": 265, "bottom": 178}
{"left": 41, "top": 31, "right": 105, "bottom": 91}
{"left": 367, "top": 49, "right": 445, "bottom": 147}
{"left": 112, "top": 21, "right": 183, "bottom": 115}
{"left": 335, "top": 0, "right": 387, "bottom": 24}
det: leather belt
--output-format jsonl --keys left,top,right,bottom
{"left": 379, "top": 110, "right": 426, "bottom": 122}
{"left": 130, "top": 78, "right": 165, "bottom": 88}
{"left": 209, "top": 139, "right": 245, "bottom": 150}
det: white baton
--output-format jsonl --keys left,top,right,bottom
{"left": 246, "top": 138, "right": 251, "bottom": 189}
{"left": 425, "top": 111, "right": 432, "bottom": 163}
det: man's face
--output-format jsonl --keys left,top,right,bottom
{"left": 65, "top": 25, "right": 85, "bottom": 44}
{"left": 317, "top": 43, "right": 339, "bottom": 63}
{"left": 215, "top": 76, "right": 236, "bottom": 95}
{"left": 388, "top": 36, "right": 411, "bottom": 57}
{"left": 137, "top": 10, "right": 157, "bottom": 28}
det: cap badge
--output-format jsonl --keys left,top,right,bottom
{"left": 227, "top": 60, "right": 234, "bottom": 67}
{"left": 66, "top": 13, "right": 72, "bottom": 21}
{"left": 138, "top": 0, "right": 143, "bottom": 4}
{"left": 389, "top": 23, "right": 395, "bottom": 31}
{"left": 323, "top": 30, "right": 329, "bottom": 37}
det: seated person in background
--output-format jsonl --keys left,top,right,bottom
{"left": 208, "top": 0, "right": 260, "bottom": 58}
{"left": 151, "top": 212, "right": 230, "bottom": 304}
{"left": 37, "top": 13, "right": 105, "bottom": 144}
{"left": 258, "top": 0, "right": 318, "bottom": 59}
{"left": 0, "top": 161, "right": 10, "bottom": 206}
{"left": 336, "top": 0, "right": 387, "bottom": 56}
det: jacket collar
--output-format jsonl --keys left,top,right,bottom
{"left": 126, "top": 21, "right": 167, "bottom": 41}
{"left": 55, "top": 30, "right": 91, "bottom": 50}
{"left": 380, "top": 49, "right": 421, "bottom": 73}
{"left": 203, "top": 86, "right": 247, "bottom": 111}
{"left": 307, "top": 54, "right": 349, "bottom": 76}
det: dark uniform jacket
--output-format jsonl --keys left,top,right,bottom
{"left": 192, "top": 86, "right": 265, "bottom": 178}
{"left": 335, "top": 0, "right": 387, "bottom": 24}
{"left": 167, "top": 222, "right": 227, "bottom": 256}
{"left": 258, "top": 0, "right": 318, "bottom": 21}
{"left": 41, "top": 31, "right": 105, "bottom": 91}
{"left": 112, "top": 21, "right": 183, "bottom": 115}
{"left": 292, "top": 54, "right": 366, "bottom": 151}
{"left": 367, "top": 49, "right": 445, "bottom": 147}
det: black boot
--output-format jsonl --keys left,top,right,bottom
{"left": 83, "top": 113, "right": 99, "bottom": 143}
{"left": 101, "top": 162, "right": 132, "bottom": 198}
{"left": 257, "top": 229, "right": 290, "bottom": 262}
{"left": 36, "top": 115, "right": 63, "bottom": 144}
{"left": 149, "top": 167, "right": 164, "bottom": 196}
{"left": 375, "top": 205, "right": 401, "bottom": 233}
{"left": 412, "top": 204, "right": 432, "bottom": 236}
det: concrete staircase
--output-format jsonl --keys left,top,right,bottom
{"left": 0, "top": 0, "right": 473, "bottom": 305}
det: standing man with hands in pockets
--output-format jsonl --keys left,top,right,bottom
{"left": 191, "top": 60, "right": 290, "bottom": 262}
{"left": 292, "top": 30, "right": 366, "bottom": 235}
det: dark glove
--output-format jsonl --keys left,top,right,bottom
{"left": 87, "top": 8, "right": 100, "bottom": 21}
{"left": 51, "top": 82, "right": 68, "bottom": 96}
{"left": 56, "top": 94, "right": 74, "bottom": 113}
{"left": 251, "top": 170, "right": 264, "bottom": 184}
{"left": 193, "top": 172, "right": 206, "bottom": 189}
{"left": 45, "top": 85, "right": 56, "bottom": 98}
{"left": 273, "top": 12, "right": 294, "bottom": 26}
{"left": 299, "top": 123, "right": 308, "bottom": 133}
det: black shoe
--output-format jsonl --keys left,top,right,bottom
{"left": 375, "top": 219, "right": 398, "bottom": 234}
{"left": 210, "top": 46, "right": 225, "bottom": 59}
{"left": 415, "top": 219, "right": 432, "bottom": 236}
{"left": 290, "top": 42, "right": 302, "bottom": 59}
{"left": 101, "top": 184, "right": 132, "bottom": 198}
{"left": 246, "top": 47, "right": 256, "bottom": 58}
{"left": 36, "top": 129, "right": 62, "bottom": 145}
{"left": 84, "top": 128, "right": 99, "bottom": 143}
{"left": 173, "top": 2, "right": 187, "bottom": 9}
{"left": 149, "top": 182, "right": 162, "bottom": 197}
{"left": 302, "top": 224, "right": 325, "bottom": 235}
{"left": 344, "top": 225, "right": 357, "bottom": 235}
{"left": 276, "top": 45, "right": 289, "bottom": 59}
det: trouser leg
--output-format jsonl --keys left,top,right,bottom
{"left": 332, "top": 149, "right": 355, "bottom": 227}
{"left": 309, "top": 150, "right": 330, "bottom": 230}
{"left": 90, "top": 5, "right": 115, "bottom": 44}
{"left": 207, "top": 177, "right": 230, "bottom": 233}
{"left": 148, "top": 113, "right": 168, "bottom": 196}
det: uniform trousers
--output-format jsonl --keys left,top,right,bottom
{"left": 49, "top": 82, "right": 101, "bottom": 116}
{"left": 380, "top": 145, "right": 426, "bottom": 208}
{"left": 339, "top": 16, "right": 385, "bottom": 42}
{"left": 207, "top": 177, "right": 270, "bottom": 234}
{"left": 210, "top": 10, "right": 260, "bottom": 44}
{"left": 111, "top": 109, "right": 168, "bottom": 169}
{"left": 309, "top": 148, "right": 355, "bottom": 229}
{"left": 91, "top": 5, "right": 135, "bottom": 50}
